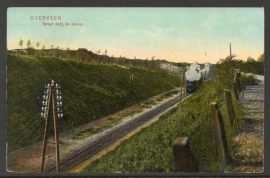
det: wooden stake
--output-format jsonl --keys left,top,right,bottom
{"left": 173, "top": 137, "right": 199, "bottom": 172}
{"left": 210, "top": 102, "right": 226, "bottom": 170}
{"left": 236, "top": 72, "right": 242, "bottom": 93}
{"left": 232, "top": 81, "right": 239, "bottom": 100}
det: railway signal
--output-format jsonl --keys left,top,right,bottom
{"left": 40, "top": 80, "right": 63, "bottom": 173}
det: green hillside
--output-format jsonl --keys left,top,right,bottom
{"left": 7, "top": 54, "right": 181, "bottom": 152}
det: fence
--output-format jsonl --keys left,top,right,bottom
{"left": 173, "top": 70, "right": 242, "bottom": 172}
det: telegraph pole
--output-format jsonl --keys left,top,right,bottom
{"left": 173, "top": 68, "right": 175, "bottom": 86}
{"left": 229, "top": 43, "right": 236, "bottom": 75}
{"left": 40, "top": 80, "right": 63, "bottom": 173}
{"left": 230, "top": 43, "right": 232, "bottom": 74}
{"left": 51, "top": 82, "right": 60, "bottom": 173}
{"left": 130, "top": 74, "right": 134, "bottom": 105}
{"left": 179, "top": 70, "right": 186, "bottom": 103}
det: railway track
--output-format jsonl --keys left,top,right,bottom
{"left": 44, "top": 92, "right": 189, "bottom": 173}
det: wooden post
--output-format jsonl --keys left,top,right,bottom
{"left": 217, "top": 109, "right": 231, "bottom": 162}
{"left": 231, "top": 81, "right": 238, "bottom": 100}
{"left": 52, "top": 84, "right": 60, "bottom": 173}
{"left": 184, "top": 73, "right": 187, "bottom": 97}
{"left": 173, "top": 137, "right": 199, "bottom": 172}
{"left": 229, "top": 43, "right": 232, "bottom": 75}
{"left": 179, "top": 71, "right": 186, "bottom": 103}
{"left": 40, "top": 87, "right": 51, "bottom": 173}
{"left": 210, "top": 102, "right": 226, "bottom": 170}
{"left": 40, "top": 111, "right": 49, "bottom": 173}
{"left": 236, "top": 71, "right": 242, "bottom": 93}
{"left": 224, "top": 89, "right": 235, "bottom": 130}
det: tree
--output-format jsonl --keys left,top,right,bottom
{"left": 36, "top": 42, "right": 40, "bottom": 49}
{"left": 26, "top": 39, "right": 31, "bottom": 55}
{"left": 36, "top": 42, "right": 40, "bottom": 56}
{"left": 55, "top": 47, "right": 60, "bottom": 57}
{"left": 19, "top": 39, "right": 23, "bottom": 49}
{"left": 257, "top": 53, "right": 264, "bottom": 63}
{"left": 51, "top": 45, "right": 54, "bottom": 56}
{"left": 104, "top": 49, "right": 107, "bottom": 64}
{"left": 66, "top": 47, "right": 70, "bottom": 59}
{"left": 247, "top": 56, "right": 256, "bottom": 63}
{"left": 95, "top": 49, "right": 101, "bottom": 62}
{"left": 76, "top": 48, "right": 89, "bottom": 62}
{"left": 42, "top": 45, "right": 45, "bottom": 56}
{"left": 257, "top": 53, "right": 264, "bottom": 74}
{"left": 151, "top": 56, "right": 156, "bottom": 70}
{"left": 26, "top": 39, "right": 31, "bottom": 48}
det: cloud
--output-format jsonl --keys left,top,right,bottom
{"left": 141, "top": 29, "right": 159, "bottom": 38}
{"left": 229, "top": 15, "right": 248, "bottom": 23}
{"left": 141, "top": 26, "right": 177, "bottom": 38}
{"left": 199, "top": 13, "right": 221, "bottom": 30}
{"left": 200, "top": 21, "right": 212, "bottom": 30}
{"left": 123, "top": 26, "right": 177, "bottom": 38}
{"left": 124, "top": 29, "right": 137, "bottom": 34}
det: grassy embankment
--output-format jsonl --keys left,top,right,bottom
{"left": 7, "top": 54, "right": 181, "bottom": 152}
{"left": 81, "top": 58, "right": 256, "bottom": 173}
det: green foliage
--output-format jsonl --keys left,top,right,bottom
{"left": 19, "top": 39, "right": 23, "bottom": 49}
{"left": 7, "top": 54, "right": 181, "bottom": 151}
{"left": 82, "top": 59, "right": 255, "bottom": 173}
{"left": 240, "top": 73, "right": 257, "bottom": 90}
{"left": 257, "top": 53, "right": 264, "bottom": 63}
{"left": 231, "top": 53, "right": 264, "bottom": 75}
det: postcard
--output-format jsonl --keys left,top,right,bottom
{"left": 6, "top": 7, "right": 264, "bottom": 174}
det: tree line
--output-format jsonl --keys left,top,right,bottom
{"left": 15, "top": 39, "right": 163, "bottom": 71}
{"left": 232, "top": 54, "right": 264, "bottom": 75}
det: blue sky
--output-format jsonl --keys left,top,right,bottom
{"left": 7, "top": 7, "right": 264, "bottom": 63}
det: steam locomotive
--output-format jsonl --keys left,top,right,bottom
{"left": 186, "top": 80, "right": 196, "bottom": 93}
{"left": 186, "top": 76, "right": 203, "bottom": 94}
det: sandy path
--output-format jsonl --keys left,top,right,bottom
{"left": 226, "top": 75, "right": 264, "bottom": 173}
